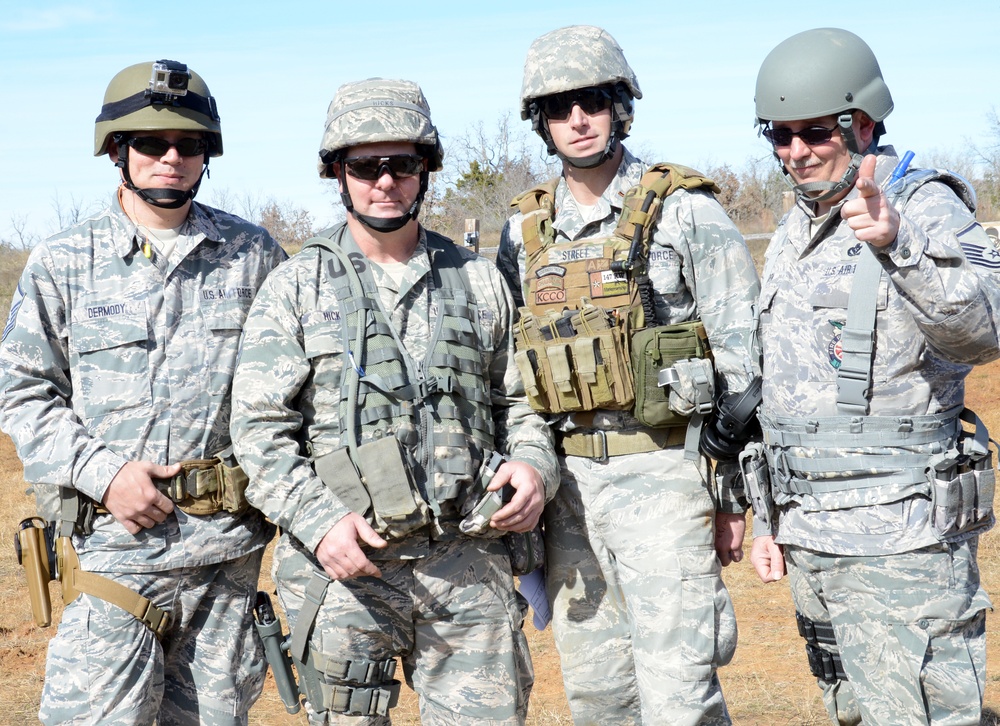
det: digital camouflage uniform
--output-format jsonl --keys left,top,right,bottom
{"left": 0, "top": 200, "right": 286, "bottom": 724}
{"left": 231, "top": 222, "right": 558, "bottom": 725}
{"left": 758, "top": 147, "right": 999, "bottom": 725}
{"left": 497, "top": 145, "right": 760, "bottom": 725}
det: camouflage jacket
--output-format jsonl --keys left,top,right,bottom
{"left": 760, "top": 146, "right": 1000, "bottom": 554}
{"left": 0, "top": 200, "right": 286, "bottom": 572}
{"left": 230, "top": 224, "right": 558, "bottom": 558}
{"left": 497, "top": 147, "right": 761, "bottom": 513}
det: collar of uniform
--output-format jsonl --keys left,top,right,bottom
{"left": 552, "top": 145, "right": 645, "bottom": 237}
{"left": 108, "top": 201, "right": 220, "bottom": 260}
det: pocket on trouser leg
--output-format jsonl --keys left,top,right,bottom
{"left": 676, "top": 547, "right": 737, "bottom": 681}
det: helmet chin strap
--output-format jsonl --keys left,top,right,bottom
{"left": 558, "top": 135, "right": 619, "bottom": 169}
{"left": 338, "top": 168, "right": 428, "bottom": 233}
{"left": 116, "top": 140, "right": 207, "bottom": 210}
{"left": 788, "top": 113, "right": 869, "bottom": 205}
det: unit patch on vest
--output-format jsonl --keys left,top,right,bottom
{"left": 590, "top": 269, "right": 628, "bottom": 298}
{"left": 534, "top": 265, "right": 567, "bottom": 305}
{"left": 827, "top": 320, "right": 844, "bottom": 369}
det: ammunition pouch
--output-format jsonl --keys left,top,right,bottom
{"left": 290, "top": 573, "right": 401, "bottom": 717}
{"left": 314, "top": 437, "right": 431, "bottom": 541}
{"left": 739, "top": 442, "right": 775, "bottom": 538}
{"left": 155, "top": 457, "right": 250, "bottom": 516}
{"left": 513, "top": 303, "right": 634, "bottom": 414}
{"left": 295, "top": 650, "right": 401, "bottom": 717}
{"left": 926, "top": 409, "right": 996, "bottom": 540}
{"left": 796, "top": 612, "right": 847, "bottom": 683}
{"left": 14, "top": 517, "right": 56, "bottom": 627}
{"left": 631, "top": 321, "right": 712, "bottom": 428}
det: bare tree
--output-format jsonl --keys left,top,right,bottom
{"left": 426, "top": 114, "right": 558, "bottom": 242}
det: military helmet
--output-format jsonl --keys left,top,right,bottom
{"left": 94, "top": 60, "right": 222, "bottom": 157}
{"left": 318, "top": 78, "right": 443, "bottom": 178}
{"left": 520, "top": 25, "right": 642, "bottom": 121}
{"left": 754, "top": 28, "right": 893, "bottom": 125}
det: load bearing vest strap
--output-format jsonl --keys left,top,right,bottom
{"left": 837, "top": 166, "right": 978, "bottom": 416}
{"left": 302, "top": 227, "right": 495, "bottom": 533}
{"left": 509, "top": 163, "right": 718, "bottom": 418}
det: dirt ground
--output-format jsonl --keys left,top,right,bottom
{"left": 2, "top": 367, "right": 1000, "bottom": 725}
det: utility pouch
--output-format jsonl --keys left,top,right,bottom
{"left": 631, "top": 320, "right": 711, "bottom": 428}
{"left": 459, "top": 452, "right": 510, "bottom": 538}
{"left": 162, "top": 458, "right": 251, "bottom": 517}
{"left": 513, "top": 304, "right": 633, "bottom": 414}
{"left": 315, "top": 437, "right": 432, "bottom": 540}
{"left": 14, "top": 517, "right": 56, "bottom": 627}
{"left": 926, "top": 413, "right": 996, "bottom": 539}
{"left": 739, "top": 442, "right": 775, "bottom": 538}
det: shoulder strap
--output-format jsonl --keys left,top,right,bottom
{"left": 511, "top": 177, "right": 560, "bottom": 266}
{"left": 889, "top": 168, "right": 977, "bottom": 214}
{"left": 614, "top": 162, "right": 721, "bottom": 242}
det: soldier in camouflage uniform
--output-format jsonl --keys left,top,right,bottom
{"left": 0, "top": 60, "right": 286, "bottom": 724}
{"left": 230, "top": 78, "right": 558, "bottom": 725}
{"left": 748, "top": 28, "right": 999, "bottom": 725}
{"left": 496, "top": 26, "right": 760, "bottom": 725}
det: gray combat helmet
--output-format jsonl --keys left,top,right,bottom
{"left": 318, "top": 78, "right": 443, "bottom": 177}
{"left": 521, "top": 25, "right": 641, "bottom": 168}
{"left": 318, "top": 78, "right": 441, "bottom": 233}
{"left": 95, "top": 60, "right": 221, "bottom": 209}
{"left": 755, "top": 28, "right": 893, "bottom": 204}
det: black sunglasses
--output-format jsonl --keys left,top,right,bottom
{"left": 539, "top": 87, "right": 614, "bottom": 121}
{"left": 343, "top": 154, "right": 425, "bottom": 181}
{"left": 126, "top": 136, "right": 208, "bottom": 157}
{"left": 762, "top": 125, "right": 838, "bottom": 148}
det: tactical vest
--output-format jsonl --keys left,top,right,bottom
{"left": 510, "top": 163, "right": 719, "bottom": 418}
{"left": 304, "top": 226, "right": 495, "bottom": 537}
{"left": 761, "top": 166, "right": 995, "bottom": 538}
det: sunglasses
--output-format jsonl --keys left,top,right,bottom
{"left": 343, "top": 155, "right": 425, "bottom": 181}
{"left": 761, "top": 125, "right": 838, "bottom": 148}
{"left": 125, "top": 136, "right": 208, "bottom": 157}
{"left": 539, "top": 87, "right": 614, "bottom": 121}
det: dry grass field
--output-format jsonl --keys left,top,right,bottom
{"left": 2, "top": 238, "right": 1000, "bottom": 723}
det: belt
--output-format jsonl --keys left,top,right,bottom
{"left": 558, "top": 427, "right": 686, "bottom": 461}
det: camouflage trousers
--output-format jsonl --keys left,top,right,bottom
{"left": 273, "top": 533, "right": 533, "bottom": 725}
{"left": 39, "top": 549, "right": 266, "bottom": 725}
{"left": 545, "top": 446, "right": 737, "bottom": 725}
{"left": 786, "top": 538, "right": 991, "bottom": 725}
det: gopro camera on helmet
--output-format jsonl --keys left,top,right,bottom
{"left": 149, "top": 60, "right": 190, "bottom": 100}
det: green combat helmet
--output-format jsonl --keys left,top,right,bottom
{"left": 755, "top": 28, "right": 893, "bottom": 203}
{"left": 318, "top": 78, "right": 442, "bottom": 233}
{"left": 95, "top": 60, "right": 221, "bottom": 209}
{"left": 520, "top": 25, "right": 641, "bottom": 168}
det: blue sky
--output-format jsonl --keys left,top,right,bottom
{"left": 2, "top": 1, "right": 998, "bottom": 241}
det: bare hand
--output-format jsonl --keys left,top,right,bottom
{"left": 841, "top": 154, "right": 900, "bottom": 248}
{"left": 488, "top": 460, "right": 545, "bottom": 533}
{"left": 102, "top": 460, "right": 179, "bottom": 535}
{"left": 750, "top": 535, "right": 785, "bottom": 583}
{"left": 314, "top": 513, "right": 388, "bottom": 580}
{"left": 715, "top": 511, "right": 746, "bottom": 567}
